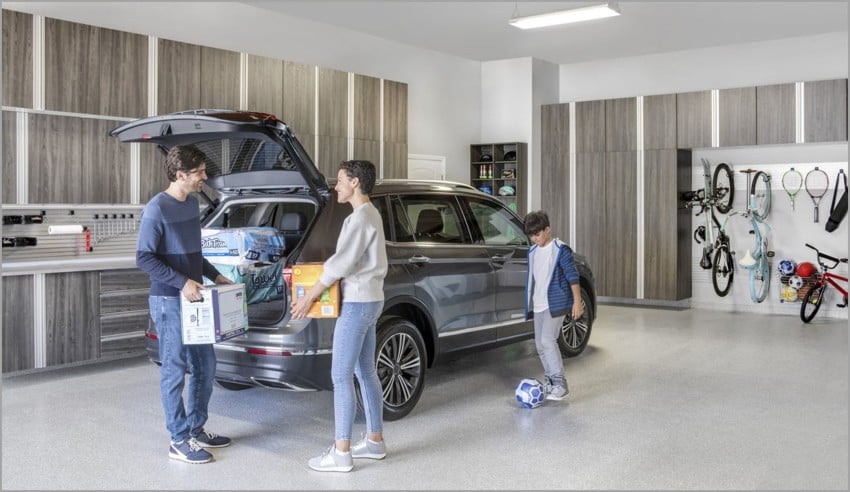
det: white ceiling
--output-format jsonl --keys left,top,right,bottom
{"left": 249, "top": 1, "right": 848, "bottom": 65}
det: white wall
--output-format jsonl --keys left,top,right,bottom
{"left": 481, "top": 58, "right": 533, "bottom": 142}
{"left": 481, "top": 57, "right": 560, "bottom": 213}
{"left": 4, "top": 1, "right": 482, "bottom": 184}
{"left": 560, "top": 32, "right": 848, "bottom": 101}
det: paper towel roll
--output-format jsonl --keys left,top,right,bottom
{"left": 48, "top": 225, "right": 84, "bottom": 235}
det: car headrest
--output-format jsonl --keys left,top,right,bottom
{"left": 280, "top": 212, "right": 305, "bottom": 232}
{"left": 415, "top": 209, "right": 443, "bottom": 235}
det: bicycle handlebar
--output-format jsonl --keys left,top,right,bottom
{"left": 805, "top": 243, "right": 848, "bottom": 268}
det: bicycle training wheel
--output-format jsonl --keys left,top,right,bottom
{"left": 800, "top": 283, "right": 826, "bottom": 323}
{"left": 711, "top": 246, "right": 734, "bottom": 297}
{"left": 749, "top": 171, "right": 772, "bottom": 220}
{"left": 712, "top": 163, "right": 735, "bottom": 214}
{"left": 749, "top": 254, "right": 770, "bottom": 303}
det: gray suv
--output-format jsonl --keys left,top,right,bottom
{"left": 112, "top": 110, "right": 596, "bottom": 420}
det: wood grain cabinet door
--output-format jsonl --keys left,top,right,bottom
{"left": 604, "top": 151, "right": 637, "bottom": 299}
{"left": 3, "top": 110, "right": 17, "bottom": 201}
{"left": 45, "top": 18, "right": 146, "bottom": 117}
{"left": 283, "top": 61, "right": 316, "bottom": 140}
{"left": 247, "top": 54, "right": 284, "bottom": 118}
{"left": 45, "top": 272, "right": 100, "bottom": 366}
{"left": 676, "top": 90, "right": 711, "bottom": 149}
{"left": 719, "top": 87, "right": 756, "bottom": 147}
{"left": 383, "top": 80, "right": 408, "bottom": 179}
{"left": 541, "top": 103, "right": 570, "bottom": 243}
{"left": 575, "top": 101, "right": 605, "bottom": 153}
{"left": 199, "top": 46, "right": 240, "bottom": 111}
{"left": 643, "top": 149, "right": 692, "bottom": 300}
{"left": 157, "top": 38, "right": 201, "bottom": 114}
{"left": 643, "top": 94, "right": 677, "bottom": 150}
{"left": 605, "top": 97, "right": 637, "bottom": 152}
{"left": 2, "top": 9, "right": 33, "bottom": 108}
{"left": 756, "top": 83, "right": 795, "bottom": 145}
{"left": 28, "top": 113, "right": 131, "bottom": 203}
{"left": 805, "top": 79, "right": 848, "bottom": 143}
{"left": 2, "top": 275, "right": 35, "bottom": 372}
{"left": 574, "top": 152, "right": 606, "bottom": 293}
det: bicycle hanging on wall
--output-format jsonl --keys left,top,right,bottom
{"left": 681, "top": 158, "right": 735, "bottom": 296}
{"left": 799, "top": 243, "right": 848, "bottom": 323}
{"left": 735, "top": 168, "right": 774, "bottom": 303}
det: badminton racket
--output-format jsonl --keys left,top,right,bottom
{"left": 781, "top": 167, "right": 803, "bottom": 211}
{"left": 804, "top": 167, "right": 830, "bottom": 223}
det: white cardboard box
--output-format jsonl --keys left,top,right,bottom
{"left": 181, "top": 283, "right": 248, "bottom": 344}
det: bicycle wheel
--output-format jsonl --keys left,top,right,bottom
{"left": 800, "top": 282, "right": 827, "bottom": 323}
{"left": 712, "top": 163, "right": 735, "bottom": 214}
{"left": 749, "top": 171, "right": 772, "bottom": 220}
{"left": 749, "top": 253, "right": 770, "bottom": 303}
{"left": 711, "top": 245, "right": 734, "bottom": 297}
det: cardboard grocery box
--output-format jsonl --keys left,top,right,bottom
{"left": 181, "top": 283, "right": 249, "bottom": 344}
{"left": 291, "top": 263, "right": 340, "bottom": 318}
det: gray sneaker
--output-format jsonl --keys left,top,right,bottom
{"left": 546, "top": 384, "right": 569, "bottom": 401}
{"left": 308, "top": 445, "right": 354, "bottom": 472}
{"left": 350, "top": 438, "right": 387, "bottom": 460}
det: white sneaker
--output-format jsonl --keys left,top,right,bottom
{"left": 350, "top": 438, "right": 387, "bottom": 460}
{"left": 308, "top": 445, "right": 354, "bottom": 472}
{"left": 546, "top": 384, "right": 569, "bottom": 401}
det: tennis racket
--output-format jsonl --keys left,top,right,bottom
{"left": 804, "top": 167, "right": 830, "bottom": 222}
{"left": 781, "top": 167, "right": 803, "bottom": 211}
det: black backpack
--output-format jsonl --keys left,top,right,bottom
{"left": 825, "top": 169, "right": 847, "bottom": 233}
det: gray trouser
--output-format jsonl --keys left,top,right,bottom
{"left": 533, "top": 309, "right": 566, "bottom": 387}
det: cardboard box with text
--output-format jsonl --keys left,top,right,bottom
{"left": 181, "top": 283, "right": 248, "bottom": 344}
{"left": 291, "top": 263, "right": 340, "bottom": 318}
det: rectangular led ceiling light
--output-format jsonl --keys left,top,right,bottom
{"left": 509, "top": 2, "right": 620, "bottom": 29}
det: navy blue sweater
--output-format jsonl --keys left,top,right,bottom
{"left": 136, "top": 192, "right": 220, "bottom": 297}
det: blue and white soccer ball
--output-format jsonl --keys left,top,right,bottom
{"left": 778, "top": 259, "right": 796, "bottom": 277}
{"left": 515, "top": 378, "right": 546, "bottom": 409}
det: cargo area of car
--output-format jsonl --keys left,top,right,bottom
{"left": 201, "top": 198, "right": 319, "bottom": 325}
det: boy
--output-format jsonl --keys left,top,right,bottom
{"left": 524, "top": 210, "right": 583, "bottom": 401}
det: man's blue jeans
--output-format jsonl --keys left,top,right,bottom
{"left": 149, "top": 296, "right": 216, "bottom": 443}
{"left": 331, "top": 301, "right": 384, "bottom": 441}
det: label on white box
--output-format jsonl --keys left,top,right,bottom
{"left": 181, "top": 283, "right": 248, "bottom": 345}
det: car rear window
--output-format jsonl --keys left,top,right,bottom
{"left": 191, "top": 137, "right": 297, "bottom": 177}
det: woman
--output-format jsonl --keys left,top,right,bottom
{"left": 291, "top": 160, "right": 389, "bottom": 473}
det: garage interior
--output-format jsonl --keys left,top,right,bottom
{"left": 1, "top": 2, "right": 848, "bottom": 490}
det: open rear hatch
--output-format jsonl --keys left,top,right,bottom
{"left": 110, "top": 109, "right": 329, "bottom": 200}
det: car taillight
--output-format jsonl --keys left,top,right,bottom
{"left": 146, "top": 332, "right": 158, "bottom": 340}
{"left": 247, "top": 348, "right": 292, "bottom": 356}
{"left": 283, "top": 266, "right": 292, "bottom": 288}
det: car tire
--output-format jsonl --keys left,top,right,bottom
{"left": 214, "top": 378, "right": 254, "bottom": 391}
{"left": 557, "top": 288, "right": 593, "bottom": 358}
{"left": 373, "top": 316, "right": 426, "bottom": 421}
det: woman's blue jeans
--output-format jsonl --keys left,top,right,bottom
{"left": 331, "top": 300, "right": 384, "bottom": 441}
{"left": 149, "top": 296, "right": 216, "bottom": 443}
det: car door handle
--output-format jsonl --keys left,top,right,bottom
{"left": 491, "top": 255, "right": 508, "bottom": 264}
{"left": 408, "top": 254, "right": 431, "bottom": 265}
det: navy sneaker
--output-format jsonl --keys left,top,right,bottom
{"left": 193, "top": 429, "right": 232, "bottom": 448}
{"left": 169, "top": 438, "right": 213, "bottom": 464}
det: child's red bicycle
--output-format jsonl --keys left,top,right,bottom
{"left": 800, "top": 243, "right": 848, "bottom": 323}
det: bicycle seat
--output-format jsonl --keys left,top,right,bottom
{"left": 738, "top": 249, "right": 757, "bottom": 268}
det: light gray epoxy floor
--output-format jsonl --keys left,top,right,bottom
{"left": 2, "top": 305, "right": 847, "bottom": 490}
